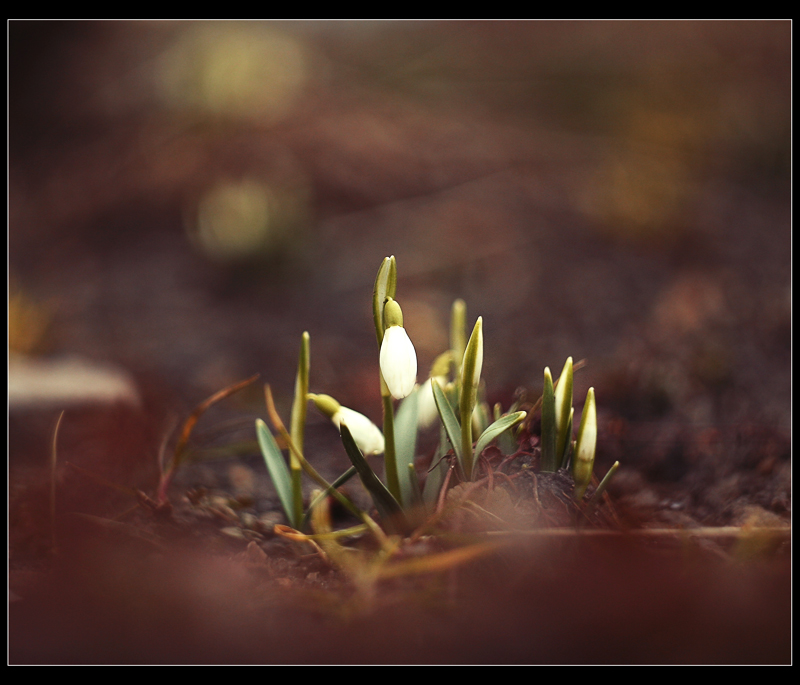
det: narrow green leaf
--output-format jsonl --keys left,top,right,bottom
{"left": 589, "top": 460, "right": 619, "bottom": 504}
{"left": 474, "top": 411, "right": 527, "bottom": 460}
{"left": 394, "top": 387, "right": 420, "bottom": 508}
{"left": 459, "top": 317, "right": 483, "bottom": 415}
{"left": 340, "top": 423, "right": 407, "bottom": 531}
{"left": 431, "top": 378, "right": 463, "bottom": 464}
{"left": 289, "top": 332, "right": 310, "bottom": 527}
{"left": 540, "top": 367, "right": 557, "bottom": 472}
{"left": 572, "top": 387, "right": 597, "bottom": 499}
{"left": 450, "top": 299, "right": 467, "bottom": 377}
{"left": 256, "top": 419, "right": 298, "bottom": 528}
{"left": 459, "top": 317, "right": 483, "bottom": 479}
{"left": 290, "top": 332, "right": 310, "bottom": 457}
{"left": 301, "top": 466, "right": 358, "bottom": 531}
{"left": 382, "top": 393, "right": 400, "bottom": 501}
{"left": 494, "top": 403, "right": 518, "bottom": 455}
{"left": 560, "top": 407, "right": 574, "bottom": 470}
{"left": 266, "top": 385, "right": 366, "bottom": 525}
{"left": 554, "top": 357, "right": 574, "bottom": 466}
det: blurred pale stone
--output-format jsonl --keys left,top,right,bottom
{"left": 9, "top": 354, "right": 139, "bottom": 408}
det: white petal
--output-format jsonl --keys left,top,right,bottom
{"left": 333, "top": 406, "right": 385, "bottom": 455}
{"left": 416, "top": 376, "right": 447, "bottom": 428}
{"left": 380, "top": 325, "right": 417, "bottom": 399}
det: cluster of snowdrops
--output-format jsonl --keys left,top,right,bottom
{"left": 256, "top": 256, "right": 612, "bottom": 541}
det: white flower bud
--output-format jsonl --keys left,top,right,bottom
{"left": 572, "top": 388, "right": 597, "bottom": 499}
{"left": 332, "top": 406, "right": 385, "bottom": 456}
{"left": 380, "top": 325, "right": 417, "bottom": 399}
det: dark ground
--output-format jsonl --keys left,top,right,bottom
{"left": 8, "top": 21, "right": 791, "bottom": 664}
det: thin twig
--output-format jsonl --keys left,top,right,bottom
{"left": 50, "top": 410, "right": 65, "bottom": 554}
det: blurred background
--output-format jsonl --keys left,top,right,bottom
{"left": 9, "top": 21, "right": 791, "bottom": 524}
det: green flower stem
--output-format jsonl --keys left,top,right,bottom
{"left": 301, "top": 466, "right": 357, "bottom": 531}
{"left": 374, "top": 256, "right": 401, "bottom": 500}
{"left": 460, "top": 404, "right": 474, "bottom": 479}
{"left": 382, "top": 390, "right": 401, "bottom": 502}
{"left": 289, "top": 332, "right": 309, "bottom": 527}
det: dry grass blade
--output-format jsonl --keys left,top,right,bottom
{"left": 50, "top": 410, "right": 65, "bottom": 553}
{"left": 274, "top": 524, "right": 328, "bottom": 560}
{"left": 156, "top": 374, "right": 259, "bottom": 504}
{"left": 377, "top": 540, "right": 508, "bottom": 579}
{"left": 172, "top": 374, "right": 260, "bottom": 464}
{"left": 65, "top": 461, "right": 141, "bottom": 498}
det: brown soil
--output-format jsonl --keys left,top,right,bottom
{"left": 9, "top": 21, "right": 791, "bottom": 664}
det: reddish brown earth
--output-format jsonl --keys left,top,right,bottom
{"left": 9, "top": 21, "right": 790, "bottom": 664}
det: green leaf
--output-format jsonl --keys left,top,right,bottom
{"left": 394, "top": 388, "right": 420, "bottom": 508}
{"left": 340, "top": 423, "right": 407, "bottom": 532}
{"left": 554, "top": 357, "right": 574, "bottom": 466}
{"left": 301, "top": 466, "right": 358, "bottom": 531}
{"left": 459, "top": 317, "right": 483, "bottom": 479}
{"left": 589, "top": 460, "right": 619, "bottom": 506}
{"left": 474, "top": 411, "right": 527, "bottom": 460}
{"left": 431, "top": 378, "right": 464, "bottom": 466}
{"left": 493, "top": 403, "right": 518, "bottom": 455}
{"left": 289, "top": 332, "right": 310, "bottom": 527}
{"left": 540, "top": 367, "right": 557, "bottom": 472}
{"left": 450, "top": 299, "right": 467, "bottom": 377}
{"left": 560, "top": 407, "right": 574, "bottom": 470}
{"left": 290, "top": 332, "right": 310, "bottom": 457}
{"left": 256, "top": 419, "right": 298, "bottom": 528}
{"left": 572, "top": 387, "right": 597, "bottom": 500}
{"left": 459, "top": 317, "right": 483, "bottom": 408}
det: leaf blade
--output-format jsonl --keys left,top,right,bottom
{"left": 431, "top": 378, "right": 463, "bottom": 466}
{"left": 393, "top": 388, "right": 420, "bottom": 508}
{"left": 540, "top": 367, "right": 557, "bottom": 472}
{"left": 474, "top": 411, "right": 527, "bottom": 460}
{"left": 256, "top": 419, "right": 298, "bottom": 528}
{"left": 340, "top": 423, "right": 407, "bottom": 532}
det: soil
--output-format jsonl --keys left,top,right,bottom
{"left": 9, "top": 21, "right": 791, "bottom": 664}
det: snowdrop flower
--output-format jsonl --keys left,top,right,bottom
{"left": 379, "top": 298, "right": 417, "bottom": 400}
{"left": 309, "top": 393, "right": 385, "bottom": 455}
{"left": 416, "top": 375, "right": 448, "bottom": 428}
{"left": 333, "top": 406, "right": 385, "bottom": 456}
